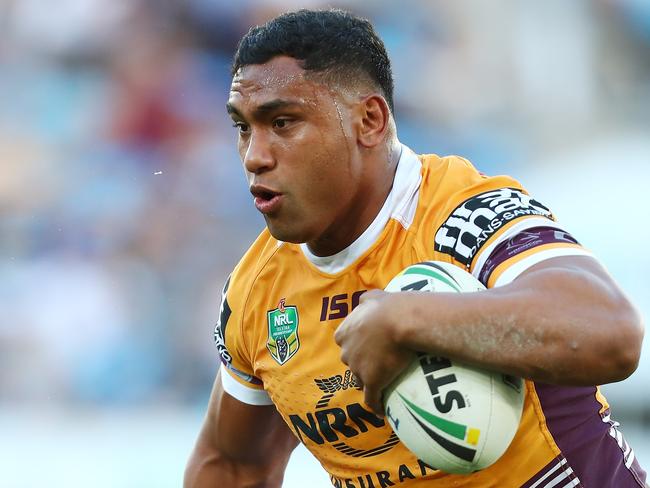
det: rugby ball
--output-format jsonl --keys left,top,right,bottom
{"left": 382, "top": 261, "right": 525, "bottom": 474}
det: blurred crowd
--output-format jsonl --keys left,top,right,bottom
{"left": 1, "top": 0, "right": 649, "bottom": 408}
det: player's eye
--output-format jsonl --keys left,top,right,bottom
{"left": 273, "top": 118, "right": 291, "bottom": 129}
{"left": 232, "top": 122, "right": 249, "bottom": 134}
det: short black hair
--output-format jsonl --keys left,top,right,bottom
{"left": 232, "top": 9, "right": 394, "bottom": 112}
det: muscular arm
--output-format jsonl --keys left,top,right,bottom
{"left": 335, "top": 256, "right": 645, "bottom": 413}
{"left": 398, "top": 255, "right": 643, "bottom": 383}
{"left": 184, "top": 369, "right": 298, "bottom": 488}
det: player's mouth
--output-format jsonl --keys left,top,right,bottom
{"left": 250, "top": 185, "right": 283, "bottom": 214}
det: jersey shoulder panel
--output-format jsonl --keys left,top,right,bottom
{"left": 414, "top": 155, "right": 556, "bottom": 272}
{"left": 418, "top": 154, "right": 536, "bottom": 225}
{"left": 413, "top": 154, "right": 590, "bottom": 288}
{"left": 229, "top": 228, "right": 284, "bottom": 309}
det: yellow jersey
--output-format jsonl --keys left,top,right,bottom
{"left": 215, "top": 146, "right": 646, "bottom": 487}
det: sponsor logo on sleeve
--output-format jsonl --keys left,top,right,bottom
{"left": 434, "top": 188, "right": 552, "bottom": 266}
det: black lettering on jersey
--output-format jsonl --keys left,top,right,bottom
{"left": 290, "top": 373, "right": 399, "bottom": 458}
{"left": 290, "top": 413, "right": 325, "bottom": 444}
{"left": 434, "top": 188, "right": 552, "bottom": 266}
{"left": 376, "top": 471, "right": 394, "bottom": 487}
{"left": 330, "top": 476, "right": 342, "bottom": 488}
{"left": 398, "top": 464, "right": 416, "bottom": 482}
{"left": 417, "top": 459, "right": 437, "bottom": 475}
{"left": 346, "top": 403, "right": 385, "bottom": 432}
{"left": 316, "top": 408, "right": 360, "bottom": 441}
{"left": 330, "top": 462, "right": 436, "bottom": 487}
{"left": 290, "top": 403, "right": 386, "bottom": 445}
{"left": 214, "top": 276, "right": 232, "bottom": 366}
{"left": 320, "top": 290, "right": 366, "bottom": 322}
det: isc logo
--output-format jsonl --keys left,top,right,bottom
{"left": 320, "top": 290, "right": 366, "bottom": 321}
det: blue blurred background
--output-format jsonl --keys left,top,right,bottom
{"left": 1, "top": 1, "right": 648, "bottom": 487}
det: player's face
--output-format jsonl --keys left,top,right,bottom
{"left": 227, "top": 56, "right": 371, "bottom": 255}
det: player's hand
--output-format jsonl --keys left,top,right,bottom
{"left": 334, "top": 289, "right": 413, "bottom": 415}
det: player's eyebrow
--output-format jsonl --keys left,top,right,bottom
{"left": 226, "top": 99, "right": 301, "bottom": 119}
{"left": 254, "top": 99, "right": 301, "bottom": 114}
{"left": 226, "top": 102, "right": 242, "bottom": 117}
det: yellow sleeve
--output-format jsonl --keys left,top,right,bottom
{"left": 214, "top": 273, "right": 272, "bottom": 405}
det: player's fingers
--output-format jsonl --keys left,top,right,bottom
{"left": 358, "top": 289, "right": 383, "bottom": 303}
{"left": 364, "top": 385, "right": 384, "bottom": 416}
{"left": 339, "top": 347, "right": 349, "bottom": 365}
{"left": 333, "top": 323, "right": 345, "bottom": 346}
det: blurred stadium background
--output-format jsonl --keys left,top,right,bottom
{"left": 1, "top": 0, "right": 648, "bottom": 486}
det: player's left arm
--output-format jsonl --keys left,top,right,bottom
{"left": 335, "top": 255, "right": 645, "bottom": 414}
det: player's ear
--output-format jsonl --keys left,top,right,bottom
{"left": 356, "top": 94, "right": 390, "bottom": 148}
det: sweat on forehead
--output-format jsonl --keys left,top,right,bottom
{"left": 232, "top": 57, "right": 308, "bottom": 88}
{"left": 231, "top": 56, "right": 375, "bottom": 104}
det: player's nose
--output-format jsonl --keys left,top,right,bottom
{"left": 243, "top": 131, "right": 275, "bottom": 174}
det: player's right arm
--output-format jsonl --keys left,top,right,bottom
{"left": 184, "top": 368, "right": 298, "bottom": 488}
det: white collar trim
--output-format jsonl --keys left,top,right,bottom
{"left": 300, "top": 143, "right": 422, "bottom": 274}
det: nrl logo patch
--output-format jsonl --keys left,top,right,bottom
{"left": 267, "top": 298, "right": 300, "bottom": 365}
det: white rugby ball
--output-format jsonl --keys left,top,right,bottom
{"left": 382, "top": 261, "right": 525, "bottom": 474}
